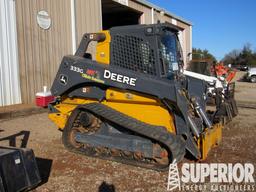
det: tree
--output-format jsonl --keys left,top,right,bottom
{"left": 192, "top": 48, "right": 217, "bottom": 62}
{"left": 223, "top": 49, "right": 241, "bottom": 65}
{"left": 222, "top": 44, "right": 256, "bottom": 67}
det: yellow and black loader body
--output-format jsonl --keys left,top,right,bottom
{"left": 49, "top": 23, "right": 223, "bottom": 170}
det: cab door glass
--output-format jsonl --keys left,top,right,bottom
{"left": 160, "top": 32, "right": 179, "bottom": 79}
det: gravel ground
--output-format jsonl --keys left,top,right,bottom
{"left": 0, "top": 108, "right": 256, "bottom": 191}
{"left": 234, "top": 72, "right": 256, "bottom": 104}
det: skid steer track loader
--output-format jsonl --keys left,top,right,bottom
{"left": 49, "top": 23, "right": 229, "bottom": 171}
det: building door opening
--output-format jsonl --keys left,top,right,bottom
{"left": 102, "top": 0, "right": 142, "bottom": 30}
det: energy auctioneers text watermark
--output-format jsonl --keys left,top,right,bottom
{"left": 167, "top": 160, "right": 255, "bottom": 191}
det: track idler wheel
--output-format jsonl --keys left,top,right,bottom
{"left": 63, "top": 111, "right": 101, "bottom": 150}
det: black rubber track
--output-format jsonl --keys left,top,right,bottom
{"left": 62, "top": 102, "right": 186, "bottom": 171}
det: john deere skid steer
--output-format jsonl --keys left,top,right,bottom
{"left": 49, "top": 23, "right": 233, "bottom": 170}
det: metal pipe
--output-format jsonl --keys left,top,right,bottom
{"left": 192, "top": 98, "right": 213, "bottom": 128}
{"left": 197, "top": 106, "right": 212, "bottom": 128}
{"left": 187, "top": 115, "right": 200, "bottom": 138}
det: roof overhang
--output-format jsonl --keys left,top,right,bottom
{"left": 133, "top": 0, "right": 193, "bottom": 26}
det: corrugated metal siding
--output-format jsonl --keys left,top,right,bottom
{"left": 185, "top": 27, "right": 192, "bottom": 67}
{"left": 15, "top": 0, "right": 73, "bottom": 104}
{"left": 0, "top": 0, "right": 21, "bottom": 106}
{"left": 128, "top": 0, "right": 152, "bottom": 24}
{"left": 177, "top": 20, "right": 192, "bottom": 66}
{"left": 76, "top": 0, "right": 102, "bottom": 38}
{"left": 76, "top": 0, "right": 102, "bottom": 56}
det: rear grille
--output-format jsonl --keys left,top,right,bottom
{"left": 111, "top": 35, "right": 157, "bottom": 76}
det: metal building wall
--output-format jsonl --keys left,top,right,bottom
{"left": 15, "top": 0, "right": 73, "bottom": 104}
{"left": 11, "top": 0, "right": 192, "bottom": 104}
{"left": 128, "top": 0, "right": 152, "bottom": 24}
{"left": 15, "top": 0, "right": 101, "bottom": 104}
{"left": 75, "top": 0, "right": 102, "bottom": 56}
{"left": 76, "top": 0, "right": 102, "bottom": 42}
{"left": 177, "top": 20, "right": 192, "bottom": 67}
{"left": 0, "top": 0, "right": 21, "bottom": 106}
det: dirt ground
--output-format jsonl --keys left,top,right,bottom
{"left": 0, "top": 73, "right": 255, "bottom": 192}
{"left": 233, "top": 72, "right": 256, "bottom": 104}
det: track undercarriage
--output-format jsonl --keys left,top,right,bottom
{"left": 62, "top": 103, "right": 185, "bottom": 171}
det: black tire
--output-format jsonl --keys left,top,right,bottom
{"left": 250, "top": 75, "right": 256, "bottom": 83}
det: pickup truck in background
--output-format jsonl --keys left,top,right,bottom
{"left": 246, "top": 67, "right": 256, "bottom": 83}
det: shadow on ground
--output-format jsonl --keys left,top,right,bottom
{"left": 98, "top": 181, "right": 116, "bottom": 192}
